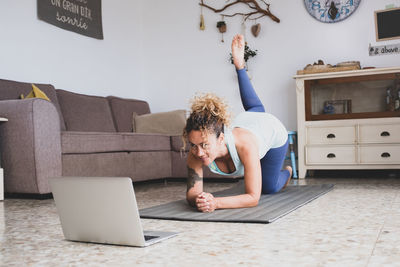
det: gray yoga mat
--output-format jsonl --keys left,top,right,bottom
{"left": 139, "top": 182, "right": 334, "bottom": 223}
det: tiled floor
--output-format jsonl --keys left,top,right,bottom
{"left": 1, "top": 175, "right": 399, "bottom": 266}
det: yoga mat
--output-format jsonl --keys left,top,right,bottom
{"left": 139, "top": 182, "right": 334, "bottom": 223}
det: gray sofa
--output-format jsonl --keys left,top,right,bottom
{"left": 0, "top": 78, "right": 228, "bottom": 196}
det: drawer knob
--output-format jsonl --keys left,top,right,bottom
{"left": 327, "top": 153, "right": 336, "bottom": 158}
{"left": 380, "top": 131, "right": 390, "bottom": 137}
{"left": 327, "top": 133, "right": 336, "bottom": 139}
{"left": 381, "top": 152, "right": 391, "bottom": 158}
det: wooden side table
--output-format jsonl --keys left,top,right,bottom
{"left": 0, "top": 117, "right": 8, "bottom": 201}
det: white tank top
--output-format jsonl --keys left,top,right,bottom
{"left": 208, "top": 112, "right": 288, "bottom": 176}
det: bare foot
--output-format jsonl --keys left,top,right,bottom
{"left": 231, "top": 34, "right": 245, "bottom": 70}
{"left": 282, "top": 166, "right": 292, "bottom": 189}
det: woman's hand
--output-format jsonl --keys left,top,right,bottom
{"left": 195, "top": 192, "right": 217, "bottom": 213}
{"left": 231, "top": 34, "right": 245, "bottom": 70}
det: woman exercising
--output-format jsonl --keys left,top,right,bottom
{"left": 183, "top": 34, "right": 292, "bottom": 213}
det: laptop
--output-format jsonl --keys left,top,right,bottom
{"left": 50, "top": 177, "right": 178, "bottom": 247}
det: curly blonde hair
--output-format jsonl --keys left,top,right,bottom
{"left": 182, "top": 93, "right": 231, "bottom": 149}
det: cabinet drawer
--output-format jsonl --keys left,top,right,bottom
{"left": 306, "top": 146, "right": 357, "bottom": 164}
{"left": 360, "top": 145, "right": 400, "bottom": 164}
{"left": 307, "top": 126, "right": 356, "bottom": 145}
{"left": 359, "top": 124, "right": 400, "bottom": 143}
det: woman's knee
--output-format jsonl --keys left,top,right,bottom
{"left": 261, "top": 179, "right": 281, "bottom": 194}
{"left": 261, "top": 185, "right": 280, "bottom": 194}
{"left": 261, "top": 170, "right": 290, "bottom": 194}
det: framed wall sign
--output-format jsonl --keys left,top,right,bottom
{"left": 375, "top": 7, "right": 400, "bottom": 41}
{"left": 37, "top": 0, "right": 103, "bottom": 39}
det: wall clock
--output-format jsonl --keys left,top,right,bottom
{"left": 304, "top": 0, "right": 361, "bottom": 23}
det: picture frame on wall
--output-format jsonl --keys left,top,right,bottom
{"left": 375, "top": 7, "right": 400, "bottom": 41}
{"left": 37, "top": 0, "right": 103, "bottom": 40}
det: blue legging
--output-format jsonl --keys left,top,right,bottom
{"left": 237, "top": 69, "right": 290, "bottom": 194}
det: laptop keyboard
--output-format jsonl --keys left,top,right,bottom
{"left": 144, "top": 235, "right": 159, "bottom": 241}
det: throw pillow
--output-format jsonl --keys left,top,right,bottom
{"left": 20, "top": 84, "right": 51, "bottom": 101}
{"left": 133, "top": 110, "right": 186, "bottom": 135}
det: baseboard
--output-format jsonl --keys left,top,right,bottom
{"left": 166, "top": 177, "right": 243, "bottom": 183}
{"left": 310, "top": 169, "right": 400, "bottom": 178}
{"left": 132, "top": 177, "right": 242, "bottom": 185}
{"left": 4, "top": 192, "right": 53, "bottom": 200}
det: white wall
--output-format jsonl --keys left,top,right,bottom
{"left": 1, "top": 1, "right": 400, "bottom": 130}
{"left": 0, "top": 0, "right": 145, "bottom": 99}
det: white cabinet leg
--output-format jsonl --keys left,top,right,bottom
{"left": 298, "top": 167, "right": 307, "bottom": 179}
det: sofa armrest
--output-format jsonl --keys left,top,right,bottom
{"left": 0, "top": 99, "right": 62, "bottom": 194}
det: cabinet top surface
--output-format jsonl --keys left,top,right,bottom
{"left": 293, "top": 66, "right": 400, "bottom": 80}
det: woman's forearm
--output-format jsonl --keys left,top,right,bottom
{"left": 215, "top": 193, "right": 259, "bottom": 209}
{"left": 186, "top": 190, "right": 199, "bottom": 207}
{"left": 186, "top": 163, "right": 203, "bottom": 207}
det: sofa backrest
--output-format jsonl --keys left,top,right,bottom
{"left": 107, "top": 96, "right": 150, "bottom": 132}
{"left": 57, "top": 89, "right": 116, "bottom": 132}
{"left": 0, "top": 78, "right": 152, "bottom": 133}
{"left": 0, "top": 78, "right": 66, "bottom": 130}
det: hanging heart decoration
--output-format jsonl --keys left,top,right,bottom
{"left": 251, "top": 23, "right": 261, "bottom": 37}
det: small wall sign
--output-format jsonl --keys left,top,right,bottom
{"left": 369, "top": 43, "right": 400, "bottom": 56}
{"left": 37, "top": 0, "right": 103, "bottom": 39}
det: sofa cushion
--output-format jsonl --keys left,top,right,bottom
{"left": 0, "top": 78, "right": 66, "bottom": 130}
{"left": 107, "top": 96, "right": 150, "bottom": 132}
{"left": 62, "top": 151, "right": 172, "bottom": 181}
{"left": 122, "top": 133, "right": 171, "bottom": 151}
{"left": 61, "top": 131, "right": 171, "bottom": 154}
{"left": 134, "top": 110, "right": 186, "bottom": 135}
{"left": 62, "top": 131, "right": 123, "bottom": 154}
{"left": 57, "top": 89, "right": 116, "bottom": 132}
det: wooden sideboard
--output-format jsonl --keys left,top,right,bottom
{"left": 294, "top": 67, "right": 400, "bottom": 178}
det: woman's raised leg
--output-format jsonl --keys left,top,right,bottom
{"left": 237, "top": 69, "right": 265, "bottom": 112}
{"left": 231, "top": 34, "right": 265, "bottom": 112}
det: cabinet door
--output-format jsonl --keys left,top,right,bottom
{"left": 359, "top": 124, "right": 400, "bottom": 143}
{"left": 306, "top": 145, "right": 357, "bottom": 164}
{"left": 307, "top": 126, "right": 356, "bottom": 145}
{"left": 360, "top": 145, "right": 400, "bottom": 164}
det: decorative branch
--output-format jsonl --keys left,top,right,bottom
{"left": 199, "top": 0, "right": 280, "bottom": 23}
